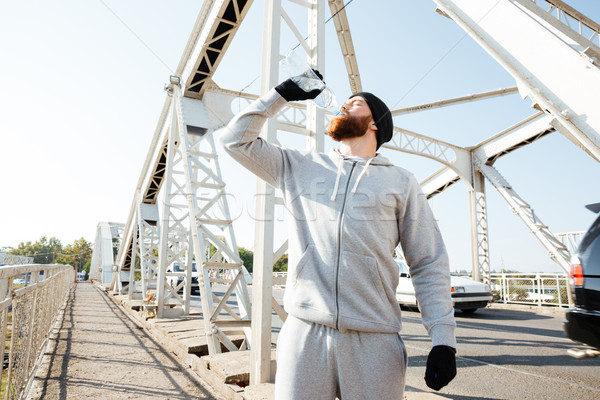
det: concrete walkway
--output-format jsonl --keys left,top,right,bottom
{"left": 27, "top": 282, "right": 221, "bottom": 399}
{"left": 27, "top": 282, "right": 445, "bottom": 400}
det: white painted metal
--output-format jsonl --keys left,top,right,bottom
{"left": 128, "top": 205, "right": 139, "bottom": 299}
{"left": 132, "top": 202, "right": 161, "bottom": 303}
{"left": 90, "top": 222, "right": 124, "bottom": 286}
{"left": 469, "top": 172, "right": 491, "bottom": 284}
{"left": 306, "top": 0, "right": 326, "bottom": 152}
{"left": 421, "top": 111, "right": 557, "bottom": 277}
{"left": 181, "top": 0, "right": 256, "bottom": 99}
{"left": 328, "top": 0, "right": 362, "bottom": 93}
{"left": 474, "top": 112, "right": 554, "bottom": 164}
{"left": 475, "top": 159, "right": 571, "bottom": 274}
{"left": 384, "top": 126, "right": 473, "bottom": 186}
{"left": 151, "top": 82, "right": 252, "bottom": 354}
{"left": 556, "top": 230, "right": 585, "bottom": 255}
{"left": 421, "top": 166, "right": 461, "bottom": 199}
{"left": 0, "top": 264, "right": 73, "bottom": 400}
{"left": 250, "top": 0, "right": 330, "bottom": 384}
{"left": 391, "top": 87, "right": 518, "bottom": 115}
{"left": 105, "top": 0, "right": 600, "bottom": 388}
{"left": 0, "top": 254, "right": 34, "bottom": 265}
{"left": 533, "top": 0, "right": 600, "bottom": 51}
{"left": 433, "top": 0, "right": 600, "bottom": 161}
{"left": 251, "top": 0, "right": 281, "bottom": 385}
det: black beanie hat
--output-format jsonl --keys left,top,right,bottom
{"left": 350, "top": 92, "right": 393, "bottom": 150}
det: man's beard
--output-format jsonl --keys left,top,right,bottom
{"left": 327, "top": 113, "right": 372, "bottom": 142}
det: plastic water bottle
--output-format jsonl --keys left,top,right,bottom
{"left": 279, "top": 50, "right": 338, "bottom": 112}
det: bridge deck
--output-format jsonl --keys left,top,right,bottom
{"left": 27, "top": 282, "right": 219, "bottom": 399}
{"left": 26, "top": 282, "right": 600, "bottom": 400}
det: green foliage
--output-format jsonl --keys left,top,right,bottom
{"left": 238, "top": 247, "right": 253, "bottom": 273}
{"left": 56, "top": 237, "right": 93, "bottom": 269}
{"left": 8, "top": 236, "right": 62, "bottom": 264}
{"left": 8, "top": 236, "right": 92, "bottom": 268}
{"left": 236, "top": 247, "right": 288, "bottom": 273}
{"left": 274, "top": 254, "right": 288, "bottom": 272}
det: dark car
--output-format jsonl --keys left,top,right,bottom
{"left": 564, "top": 203, "right": 600, "bottom": 350}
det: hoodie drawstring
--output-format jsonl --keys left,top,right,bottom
{"left": 330, "top": 159, "right": 344, "bottom": 201}
{"left": 351, "top": 158, "right": 373, "bottom": 194}
{"left": 330, "top": 157, "right": 374, "bottom": 201}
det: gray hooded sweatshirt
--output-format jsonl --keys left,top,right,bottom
{"left": 220, "top": 89, "right": 456, "bottom": 348}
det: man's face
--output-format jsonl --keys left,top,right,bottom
{"left": 326, "top": 96, "right": 374, "bottom": 142}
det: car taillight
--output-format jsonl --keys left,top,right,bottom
{"left": 570, "top": 264, "right": 584, "bottom": 286}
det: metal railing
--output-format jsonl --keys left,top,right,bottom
{"left": 490, "top": 273, "right": 570, "bottom": 308}
{"left": 0, "top": 264, "right": 74, "bottom": 399}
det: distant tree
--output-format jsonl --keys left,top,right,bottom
{"left": 238, "top": 247, "right": 253, "bottom": 273}
{"left": 237, "top": 247, "right": 288, "bottom": 273}
{"left": 82, "top": 261, "right": 91, "bottom": 279}
{"left": 8, "top": 236, "right": 62, "bottom": 264}
{"left": 56, "top": 238, "right": 93, "bottom": 270}
{"left": 273, "top": 254, "right": 288, "bottom": 272}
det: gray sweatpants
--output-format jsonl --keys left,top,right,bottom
{"left": 274, "top": 315, "right": 407, "bottom": 400}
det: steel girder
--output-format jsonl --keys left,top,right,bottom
{"left": 433, "top": 0, "right": 600, "bottom": 161}
{"left": 328, "top": 0, "right": 362, "bottom": 93}
{"left": 116, "top": 0, "right": 254, "bottom": 275}
{"left": 391, "top": 87, "right": 518, "bottom": 116}
{"left": 475, "top": 160, "right": 571, "bottom": 274}
{"left": 181, "top": 0, "right": 255, "bottom": 99}
{"left": 125, "top": 202, "right": 163, "bottom": 308}
{"left": 469, "top": 171, "right": 490, "bottom": 284}
{"left": 249, "top": 0, "right": 329, "bottom": 384}
{"left": 420, "top": 112, "right": 556, "bottom": 280}
{"left": 107, "top": 0, "right": 600, "bottom": 386}
{"left": 149, "top": 83, "right": 251, "bottom": 354}
{"left": 385, "top": 127, "right": 474, "bottom": 184}
{"left": 90, "top": 222, "right": 124, "bottom": 286}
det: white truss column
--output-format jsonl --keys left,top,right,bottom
{"left": 171, "top": 85, "right": 252, "bottom": 354}
{"left": 469, "top": 171, "right": 491, "bottom": 284}
{"left": 127, "top": 204, "right": 139, "bottom": 300}
{"left": 90, "top": 222, "right": 124, "bottom": 286}
{"left": 156, "top": 103, "right": 181, "bottom": 318}
{"left": 136, "top": 202, "right": 161, "bottom": 302}
{"left": 306, "top": 0, "right": 326, "bottom": 152}
{"left": 251, "top": 0, "right": 281, "bottom": 385}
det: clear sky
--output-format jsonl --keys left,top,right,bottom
{"left": 1, "top": 0, "right": 599, "bottom": 273}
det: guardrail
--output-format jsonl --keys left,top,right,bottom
{"left": 271, "top": 271, "right": 571, "bottom": 307}
{"left": 490, "top": 273, "right": 570, "bottom": 308}
{"left": 0, "top": 264, "right": 74, "bottom": 399}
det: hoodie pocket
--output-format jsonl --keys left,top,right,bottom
{"left": 289, "top": 244, "right": 335, "bottom": 313}
{"left": 338, "top": 250, "right": 390, "bottom": 323}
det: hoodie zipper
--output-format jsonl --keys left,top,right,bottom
{"left": 334, "top": 161, "right": 356, "bottom": 330}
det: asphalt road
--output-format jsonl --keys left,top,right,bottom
{"left": 401, "top": 305, "right": 600, "bottom": 399}
{"left": 195, "top": 287, "right": 600, "bottom": 399}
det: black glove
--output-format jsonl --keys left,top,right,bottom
{"left": 424, "top": 345, "right": 457, "bottom": 391}
{"left": 274, "top": 69, "right": 324, "bottom": 101}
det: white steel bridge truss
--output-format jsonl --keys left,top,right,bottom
{"left": 106, "top": 0, "right": 599, "bottom": 384}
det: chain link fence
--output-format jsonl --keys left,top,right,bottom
{"left": 490, "top": 273, "right": 570, "bottom": 308}
{"left": 0, "top": 264, "right": 74, "bottom": 399}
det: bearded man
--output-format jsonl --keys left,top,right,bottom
{"left": 220, "top": 72, "right": 457, "bottom": 400}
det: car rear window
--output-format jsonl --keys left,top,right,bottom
{"left": 580, "top": 214, "right": 600, "bottom": 275}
